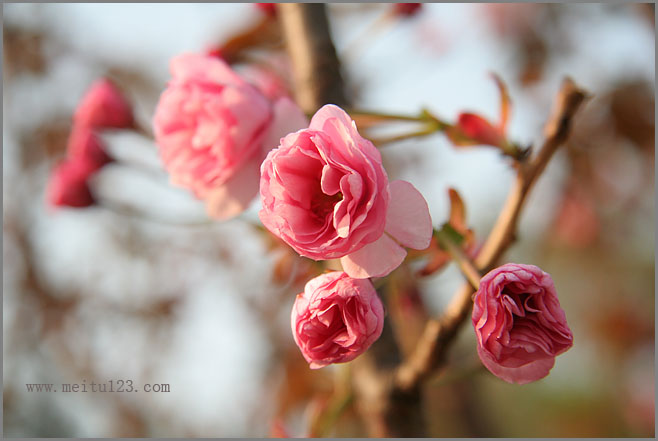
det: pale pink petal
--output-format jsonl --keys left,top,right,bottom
{"left": 477, "top": 345, "right": 555, "bottom": 384}
{"left": 170, "top": 53, "right": 244, "bottom": 87}
{"left": 309, "top": 104, "right": 355, "bottom": 133}
{"left": 205, "top": 156, "right": 260, "bottom": 220}
{"left": 385, "top": 180, "right": 432, "bottom": 250}
{"left": 260, "top": 97, "right": 309, "bottom": 157}
{"left": 340, "top": 234, "right": 406, "bottom": 279}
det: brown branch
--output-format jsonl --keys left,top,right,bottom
{"left": 277, "top": 3, "right": 347, "bottom": 112}
{"left": 279, "top": 5, "right": 424, "bottom": 437}
{"left": 395, "top": 77, "right": 588, "bottom": 392}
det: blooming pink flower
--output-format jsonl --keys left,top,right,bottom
{"left": 66, "top": 126, "right": 113, "bottom": 171}
{"left": 46, "top": 158, "right": 97, "bottom": 208}
{"left": 73, "top": 78, "right": 134, "bottom": 130}
{"left": 153, "top": 53, "right": 307, "bottom": 220}
{"left": 291, "top": 271, "right": 384, "bottom": 369}
{"left": 259, "top": 105, "right": 432, "bottom": 279}
{"left": 472, "top": 263, "right": 574, "bottom": 384}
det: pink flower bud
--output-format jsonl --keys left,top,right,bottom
{"left": 393, "top": 3, "right": 422, "bottom": 16}
{"left": 73, "top": 78, "right": 134, "bottom": 130}
{"left": 259, "top": 104, "right": 432, "bottom": 279}
{"left": 46, "top": 158, "right": 97, "bottom": 208}
{"left": 456, "top": 113, "right": 506, "bottom": 148}
{"left": 256, "top": 3, "right": 277, "bottom": 17}
{"left": 291, "top": 272, "right": 385, "bottom": 369}
{"left": 472, "top": 263, "right": 574, "bottom": 384}
{"left": 66, "top": 126, "right": 113, "bottom": 170}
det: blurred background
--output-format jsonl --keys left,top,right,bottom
{"left": 3, "top": 3, "right": 654, "bottom": 437}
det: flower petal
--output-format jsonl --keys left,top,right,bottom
{"left": 205, "top": 156, "right": 260, "bottom": 220}
{"left": 341, "top": 234, "right": 406, "bottom": 279}
{"left": 477, "top": 345, "right": 555, "bottom": 384}
{"left": 385, "top": 180, "right": 432, "bottom": 250}
{"left": 260, "top": 97, "right": 309, "bottom": 157}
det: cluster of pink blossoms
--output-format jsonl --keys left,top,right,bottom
{"left": 152, "top": 52, "right": 573, "bottom": 383}
{"left": 47, "top": 79, "right": 133, "bottom": 208}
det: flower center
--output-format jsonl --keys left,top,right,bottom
{"left": 310, "top": 191, "right": 343, "bottom": 221}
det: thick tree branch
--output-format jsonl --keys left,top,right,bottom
{"left": 395, "top": 77, "right": 588, "bottom": 392}
{"left": 278, "top": 4, "right": 420, "bottom": 437}
{"left": 277, "top": 3, "right": 347, "bottom": 112}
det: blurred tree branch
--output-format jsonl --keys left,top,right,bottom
{"left": 278, "top": 3, "right": 347, "bottom": 112}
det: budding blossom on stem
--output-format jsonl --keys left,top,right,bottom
{"left": 472, "top": 263, "right": 574, "bottom": 384}
{"left": 46, "top": 78, "right": 136, "bottom": 210}
{"left": 454, "top": 113, "right": 507, "bottom": 149}
{"left": 73, "top": 78, "right": 134, "bottom": 130}
{"left": 259, "top": 105, "right": 433, "bottom": 279}
{"left": 291, "top": 271, "right": 385, "bottom": 369}
{"left": 66, "top": 127, "right": 113, "bottom": 170}
{"left": 153, "top": 53, "right": 307, "bottom": 220}
{"left": 256, "top": 3, "right": 277, "bottom": 18}
{"left": 47, "top": 159, "right": 97, "bottom": 208}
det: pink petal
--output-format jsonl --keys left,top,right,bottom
{"left": 205, "top": 156, "right": 260, "bottom": 220}
{"left": 260, "top": 97, "right": 309, "bottom": 157}
{"left": 340, "top": 234, "right": 406, "bottom": 279}
{"left": 477, "top": 345, "right": 555, "bottom": 384}
{"left": 170, "top": 53, "right": 244, "bottom": 87}
{"left": 309, "top": 104, "right": 355, "bottom": 132}
{"left": 385, "top": 180, "right": 432, "bottom": 250}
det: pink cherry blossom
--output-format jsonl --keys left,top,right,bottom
{"left": 46, "top": 158, "right": 97, "bottom": 208}
{"left": 153, "top": 53, "right": 307, "bottom": 220}
{"left": 291, "top": 271, "right": 384, "bottom": 369}
{"left": 66, "top": 126, "right": 113, "bottom": 171}
{"left": 73, "top": 78, "right": 134, "bottom": 130}
{"left": 472, "top": 263, "right": 574, "bottom": 384}
{"left": 259, "top": 104, "right": 432, "bottom": 279}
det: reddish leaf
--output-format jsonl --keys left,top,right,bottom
{"left": 490, "top": 72, "right": 511, "bottom": 131}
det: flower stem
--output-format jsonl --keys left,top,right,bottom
{"left": 347, "top": 108, "right": 450, "bottom": 126}
{"left": 434, "top": 227, "right": 481, "bottom": 290}
{"left": 369, "top": 124, "right": 443, "bottom": 145}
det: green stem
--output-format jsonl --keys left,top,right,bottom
{"left": 434, "top": 228, "right": 481, "bottom": 290}
{"left": 313, "top": 392, "right": 354, "bottom": 437}
{"left": 347, "top": 109, "right": 427, "bottom": 122}
{"left": 369, "top": 124, "right": 443, "bottom": 145}
{"left": 347, "top": 108, "right": 450, "bottom": 126}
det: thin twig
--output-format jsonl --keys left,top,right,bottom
{"left": 394, "top": 77, "right": 588, "bottom": 392}
{"left": 435, "top": 228, "right": 481, "bottom": 290}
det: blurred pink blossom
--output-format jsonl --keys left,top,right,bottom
{"left": 259, "top": 105, "right": 432, "bottom": 278}
{"left": 472, "top": 263, "right": 573, "bottom": 384}
{"left": 73, "top": 78, "right": 134, "bottom": 130}
{"left": 46, "top": 158, "right": 97, "bottom": 208}
{"left": 291, "top": 271, "right": 384, "bottom": 369}
{"left": 393, "top": 3, "right": 422, "bottom": 17}
{"left": 66, "top": 126, "right": 113, "bottom": 170}
{"left": 256, "top": 3, "right": 277, "bottom": 18}
{"left": 153, "top": 53, "right": 306, "bottom": 219}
